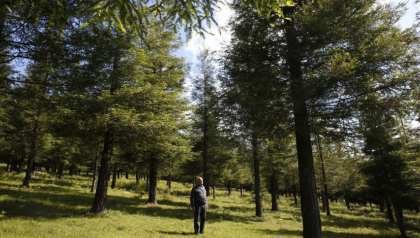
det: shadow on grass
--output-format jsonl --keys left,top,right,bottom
{"left": 157, "top": 230, "right": 196, "bottom": 236}
{"left": 259, "top": 228, "right": 397, "bottom": 238}
{"left": 0, "top": 185, "right": 257, "bottom": 224}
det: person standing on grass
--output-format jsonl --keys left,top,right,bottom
{"left": 190, "top": 176, "right": 207, "bottom": 235}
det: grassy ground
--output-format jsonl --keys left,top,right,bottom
{"left": 0, "top": 168, "right": 419, "bottom": 238}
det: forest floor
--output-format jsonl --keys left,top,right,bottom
{"left": 0, "top": 167, "right": 419, "bottom": 238}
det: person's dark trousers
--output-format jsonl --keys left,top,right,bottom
{"left": 193, "top": 205, "right": 206, "bottom": 234}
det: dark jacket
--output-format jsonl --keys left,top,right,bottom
{"left": 190, "top": 185, "right": 207, "bottom": 207}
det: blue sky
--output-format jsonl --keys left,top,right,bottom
{"left": 176, "top": 0, "right": 418, "bottom": 69}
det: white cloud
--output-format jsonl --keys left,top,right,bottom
{"left": 177, "top": 1, "right": 234, "bottom": 66}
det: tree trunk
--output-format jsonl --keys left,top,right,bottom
{"left": 125, "top": 171, "right": 128, "bottom": 179}
{"left": 57, "top": 162, "right": 64, "bottom": 179}
{"left": 393, "top": 201, "right": 407, "bottom": 238}
{"left": 252, "top": 133, "right": 262, "bottom": 217}
{"left": 111, "top": 165, "right": 117, "bottom": 189}
{"left": 345, "top": 199, "right": 351, "bottom": 210}
{"left": 90, "top": 151, "right": 98, "bottom": 192}
{"left": 167, "top": 173, "right": 172, "bottom": 193}
{"left": 147, "top": 155, "right": 158, "bottom": 204}
{"left": 212, "top": 185, "right": 216, "bottom": 199}
{"left": 202, "top": 98, "right": 210, "bottom": 195}
{"left": 270, "top": 172, "right": 279, "bottom": 211}
{"left": 316, "top": 134, "right": 331, "bottom": 216}
{"left": 379, "top": 200, "right": 384, "bottom": 212}
{"left": 385, "top": 198, "right": 395, "bottom": 223}
{"left": 135, "top": 170, "right": 140, "bottom": 184}
{"left": 293, "top": 186, "right": 298, "bottom": 207}
{"left": 240, "top": 185, "right": 243, "bottom": 197}
{"left": 90, "top": 50, "right": 120, "bottom": 214}
{"left": 22, "top": 120, "right": 39, "bottom": 187}
{"left": 90, "top": 127, "right": 113, "bottom": 213}
{"left": 285, "top": 20, "right": 322, "bottom": 238}
{"left": 227, "top": 182, "right": 232, "bottom": 196}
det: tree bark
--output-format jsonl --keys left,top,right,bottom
{"left": 285, "top": 20, "right": 322, "bottom": 237}
{"left": 393, "top": 201, "right": 407, "bottom": 238}
{"left": 202, "top": 83, "right": 210, "bottom": 195}
{"left": 90, "top": 127, "right": 113, "bottom": 213}
{"left": 135, "top": 169, "right": 140, "bottom": 184}
{"left": 270, "top": 172, "right": 279, "bottom": 211}
{"left": 90, "top": 151, "right": 98, "bottom": 192}
{"left": 252, "top": 133, "right": 262, "bottom": 217}
{"left": 316, "top": 134, "right": 331, "bottom": 216}
{"left": 111, "top": 165, "right": 117, "bottom": 189}
{"left": 57, "top": 162, "right": 64, "bottom": 179}
{"left": 90, "top": 49, "right": 120, "bottom": 214}
{"left": 212, "top": 185, "right": 216, "bottom": 199}
{"left": 385, "top": 198, "right": 395, "bottom": 223}
{"left": 227, "top": 182, "right": 232, "bottom": 196}
{"left": 22, "top": 120, "right": 39, "bottom": 187}
{"left": 147, "top": 155, "right": 158, "bottom": 204}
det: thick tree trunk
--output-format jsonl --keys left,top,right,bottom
{"left": 393, "top": 201, "right": 407, "bottom": 238}
{"left": 385, "top": 198, "right": 395, "bottom": 223}
{"left": 270, "top": 173, "right": 279, "bottom": 211}
{"left": 285, "top": 20, "right": 322, "bottom": 238}
{"left": 111, "top": 165, "right": 117, "bottom": 189}
{"left": 90, "top": 127, "right": 113, "bottom": 213}
{"left": 22, "top": 120, "right": 39, "bottom": 187}
{"left": 252, "top": 133, "right": 262, "bottom": 217}
{"left": 147, "top": 155, "right": 158, "bottom": 204}
{"left": 316, "top": 134, "right": 331, "bottom": 216}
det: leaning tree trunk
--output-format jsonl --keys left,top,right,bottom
{"left": 285, "top": 19, "right": 322, "bottom": 238}
{"left": 22, "top": 120, "right": 39, "bottom": 187}
{"left": 90, "top": 127, "right": 113, "bottom": 213}
{"left": 90, "top": 50, "right": 120, "bottom": 214}
{"left": 316, "top": 133, "right": 331, "bottom": 216}
{"left": 270, "top": 172, "right": 279, "bottom": 211}
{"left": 147, "top": 155, "right": 158, "bottom": 204}
{"left": 252, "top": 133, "right": 262, "bottom": 217}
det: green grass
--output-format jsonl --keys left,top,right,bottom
{"left": 0, "top": 169, "right": 419, "bottom": 238}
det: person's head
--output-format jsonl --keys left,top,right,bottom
{"left": 195, "top": 176, "right": 203, "bottom": 186}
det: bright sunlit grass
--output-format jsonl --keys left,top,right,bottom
{"left": 0, "top": 168, "right": 419, "bottom": 238}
